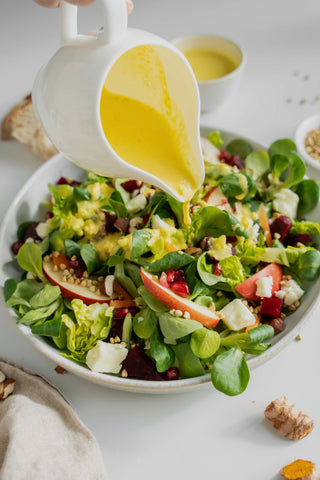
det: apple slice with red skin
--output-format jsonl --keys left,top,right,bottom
{"left": 204, "top": 186, "right": 229, "bottom": 207}
{"left": 235, "top": 263, "right": 283, "bottom": 301}
{"left": 43, "top": 260, "right": 110, "bottom": 305}
{"left": 140, "top": 269, "right": 220, "bottom": 328}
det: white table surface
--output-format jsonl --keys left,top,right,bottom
{"left": 1, "top": 1, "right": 320, "bottom": 479}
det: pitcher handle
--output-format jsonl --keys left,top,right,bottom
{"left": 60, "top": 0, "right": 128, "bottom": 45}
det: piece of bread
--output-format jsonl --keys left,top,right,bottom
{"left": 1, "top": 93, "right": 58, "bottom": 161}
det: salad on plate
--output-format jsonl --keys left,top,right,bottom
{"left": 4, "top": 132, "right": 320, "bottom": 396}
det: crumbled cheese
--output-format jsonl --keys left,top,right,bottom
{"left": 86, "top": 341, "right": 128, "bottom": 374}
{"left": 256, "top": 276, "right": 273, "bottom": 298}
{"left": 219, "top": 299, "right": 256, "bottom": 331}
{"left": 275, "top": 279, "right": 304, "bottom": 306}
{"left": 248, "top": 223, "right": 260, "bottom": 242}
{"left": 273, "top": 188, "right": 299, "bottom": 218}
{"left": 126, "top": 194, "right": 147, "bottom": 214}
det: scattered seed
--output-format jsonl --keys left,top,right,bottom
{"left": 71, "top": 255, "right": 77, "bottom": 261}
{"left": 110, "top": 337, "right": 115, "bottom": 344}
{"left": 296, "top": 334, "right": 302, "bottom": 341}
{"left": 83, "top": 271, "right": 88, "bottom": 278}
{"left": 286, "top": 98, "right": 293, "bottom": 103}
{"left": 183, "top": 311, "right": 190, "bottom": 319}
{"left": 59, "top": 263, "right": 66, "bottom": 271}
{"left": 300, "top": 98, "right": 307, "bottom": 105}
{"left": 303, "top": 74, "right": 310, "bottom": 80}
{"left": 53, "top": 265, "right": 58, "bottom": 272}
{"left": 114, "top": 336, "right": 121, "bottom": 343}
{"left": 175, "top": 310, "right": 183, "bottom": 317}
{"left": 121, "top": 369, "right": 128, "bottom": 378}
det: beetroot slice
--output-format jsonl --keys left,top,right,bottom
{"left": 261, "top": 297, "right": 283, "bottom": 317}
{"left": 122, "top": 345, "right": 166, "bottom": 381}
{"left": 270, "top": 216, "right": 292, "bottom": 243}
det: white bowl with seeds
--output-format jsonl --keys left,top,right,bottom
{"left": 295, "top": 113, "right": 320, "bottom": 171}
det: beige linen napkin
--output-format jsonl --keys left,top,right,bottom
{"left": 0, "top": 358, "right": 107, "bottom": 480}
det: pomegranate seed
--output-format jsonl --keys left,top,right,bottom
{"left": 166, "top": 367, "right": 179, "bottom": 380}
{"left": 270, "top": 216, "right": 292, "bottom": 243}
{"left": 56, "top": 177, "right": 68, "bottom": 185}
{"left": 11, "top": 240, "right": 24, "bottom": 255}
{"left": 160, "top": 272, "right": 170, "bottom": 288}
{"left": 171, "top": 280, "right": 190, "bottom": 298}
{"left": 166, "top": 269, "right": 185, "bottom": 284}
{"left": 261, "top": 297, "right": 283, "bottom": 318}
{"left": 285, "top": 233, "right": 313, "bottom": 246}
{"left": 218, "top": 150, "right": 229, "bottom": 161}
{"left": 121, "top": 180, "right": 141, "bottom": 193}
{"left": 214, "top": 263, "right": 222, "bottom": 276}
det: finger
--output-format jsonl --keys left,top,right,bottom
{"left": 126, "top": 0, "right": 134, "bottom": 14}
{"left": 66, "top": 0, "right": 96, "bottom": 5}
{"left": 33, "top": 0, "right": 60, "bottom": 7}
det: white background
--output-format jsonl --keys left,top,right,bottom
{"left": 1, "top": 1, "right": 320, "bottom": 479}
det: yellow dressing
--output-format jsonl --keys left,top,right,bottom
{"left": 182, "top": 47, "right": 239, "bottom": 82}
{"left": 100, "top": 46, "right": 201, "bottom": 202}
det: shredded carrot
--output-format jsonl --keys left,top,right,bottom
{"left": 245, "top": 315, "right": 261, "bottom": 333}
{"left": 258, "top": 204, "right": 273, "bottom": 247}
{"left": 110, "top": 299, "right": 137, "bottom": 308}
{"left": 113, "top": 280, "right": 132, "bottom": 300}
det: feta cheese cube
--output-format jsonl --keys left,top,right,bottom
{"left": 273, "top": 188, "right": 299, "bottom": 219}
{"left": 219, "top": 299, "right": 256, "bottom": 331}
{"left": 275, "top": 279, "right": 304, "bottom": 306}
{"left": 126, "top": 194, "right": 147, "bottom": 214}
{"left": 86, "top": 341, "right": 128, "bottom": 374}
{"left": 256, "top": 276, "right": 273, "bottom": 298}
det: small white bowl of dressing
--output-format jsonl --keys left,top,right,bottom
{"left": 171, "top": 34, "right": 246, "bottom": 113}
{"left": 295, "top": 113, "right": 320, "bottom": 171}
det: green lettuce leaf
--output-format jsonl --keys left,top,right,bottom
{"left": 193, "top": 206, "right": 248, "bottom": 244}
{"left": 60, "top": 299, "right": 114, "bottom": 362}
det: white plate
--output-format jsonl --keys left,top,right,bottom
{"left": 1, "top": 127, "right": 320, "bottom": 394}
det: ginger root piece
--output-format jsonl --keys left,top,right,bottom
{"left": 1, "top": 93, "right": 58, "bottom": 161}
{"left": 281, "top": 459, "right": 320, "bottom": 480}
{"left": 264, "top": 396, "right": 314, "bottom": 440}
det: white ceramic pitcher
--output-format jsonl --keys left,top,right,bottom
{"left": 32, "top": 0, "right": 204, "bottom": 201}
